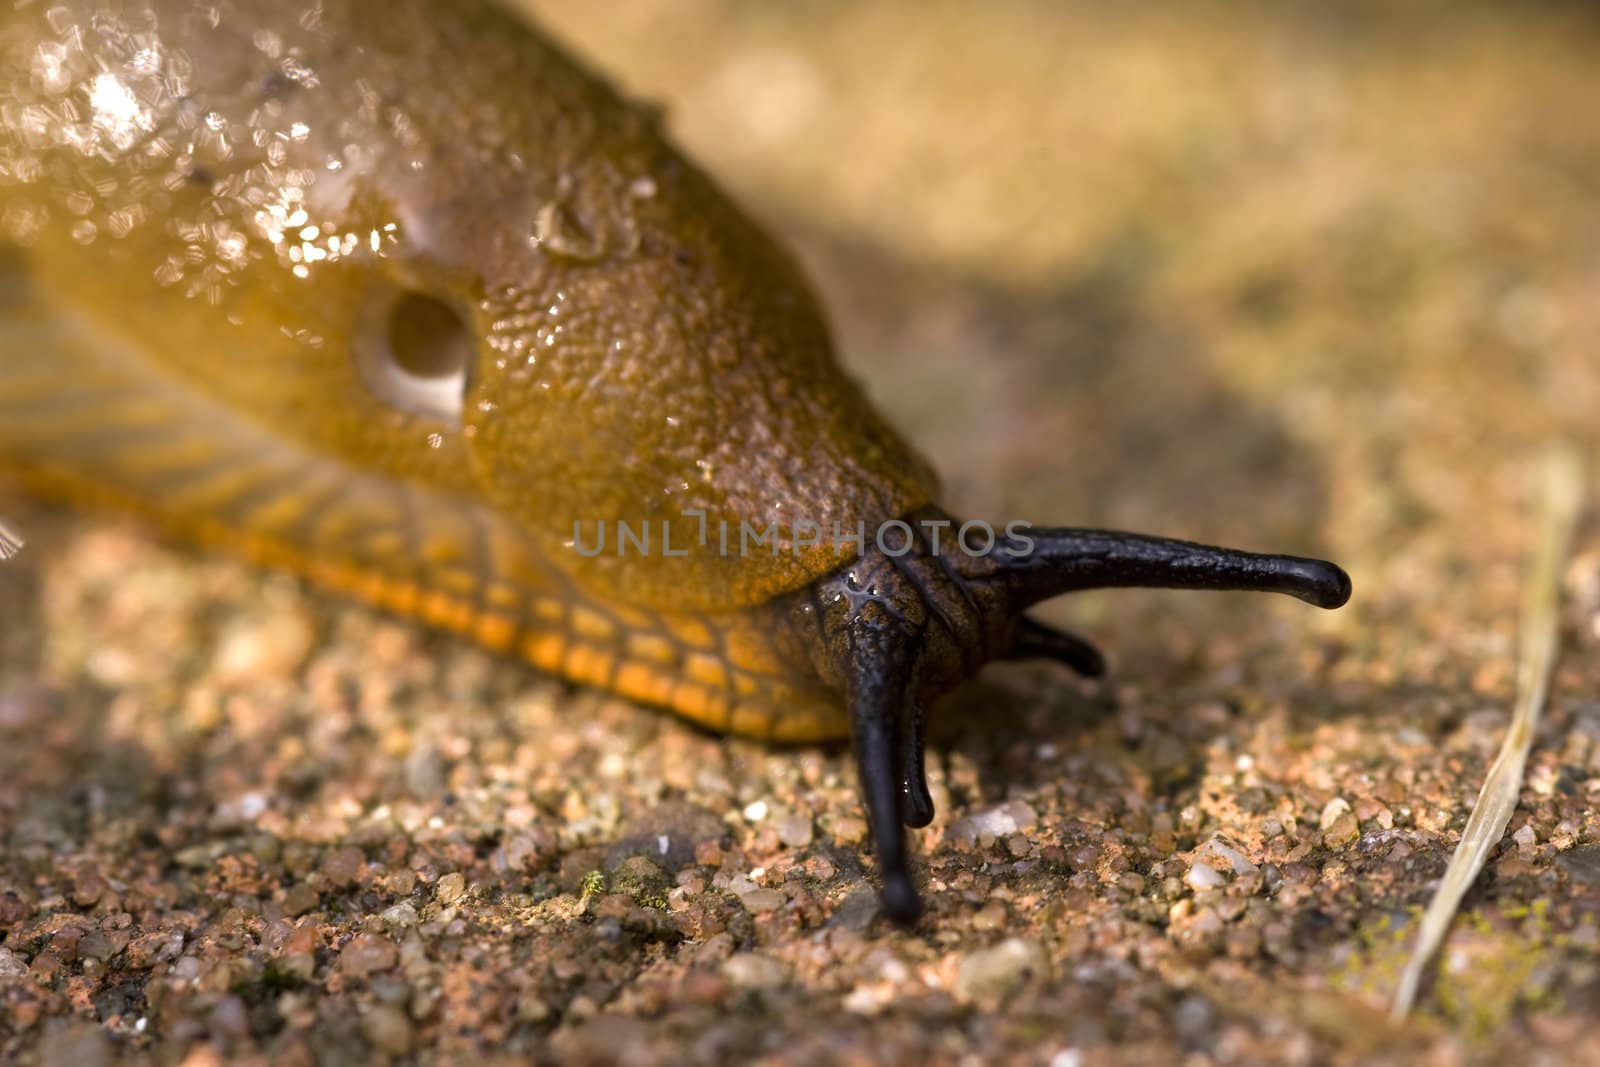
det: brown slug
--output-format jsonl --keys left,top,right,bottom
{"left": 0, "top": 0, "right": 1351, "bottom": 923}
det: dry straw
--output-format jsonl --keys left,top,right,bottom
{"left": 1391, "top": 447, "right": 1584, "bottom": 1018}
{"left": 0, "top": 517, "right": 23, "bottom": 560}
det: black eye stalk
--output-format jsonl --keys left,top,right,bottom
{"left": 796, "top": 507, "right": 1351, "bottom": 924}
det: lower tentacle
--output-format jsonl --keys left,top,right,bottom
{"left": 848, "top": 698, "right": 920, "bottom": 922}
{"left": 900, "top": 700, "right": 935, "bottom": 829}
{"left": 842, "top": 612, "right": 924, "bottom": 923}
{"left": 1004, "top": 616, "right": 1106, "bottom": 676}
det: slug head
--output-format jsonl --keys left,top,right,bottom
{"left": 454, "top": 141, "right": 938, "bottom": 614}
{"left": 792, "top": 509, "right": 1350, "bottom": 924}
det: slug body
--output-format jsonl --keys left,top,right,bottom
{"left": 0, "top": 0, "right": 1350, "bottom": 922}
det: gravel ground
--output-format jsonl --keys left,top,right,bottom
{"left": 5, "top": 2, "right": 1600, "bottom": 1064}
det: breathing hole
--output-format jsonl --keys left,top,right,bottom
{"left": 356, "top": 288, "right": 472, "bottom": 424}
{"left": 388, "top": 291, "right": 470, "bottom": 380}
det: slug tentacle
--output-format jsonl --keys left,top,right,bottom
{"left": 1002, "top": 616, "right": 1107, "bottom": 676}
{"left": 899, "top": 699, "right": 936, "bottom": 830}
{"left": 838, "top": 600, "right": 924, "bottom": 924}
{"left": 987, "top": 528, "right": 1353, "bottom": 613}
{"left": 796, "top": 509, "right": 1350, "bottom": 924}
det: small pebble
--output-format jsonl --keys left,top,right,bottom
{"left": 1185, "top": 863, "right": 1227, "bottom": 891}
{"left": 70, "top": 870, "right": 105, "bottom": 907}
{"left": 1206, "top": 839, "right": 1259, "bottom": 876}
{"left": 76, "top": 930, "right": 120, "bottom": 962}
{"left": 0, "top": 892, "right": 27, "bottom": 926}
{"left": 824, "top": 886, "right": 882, "bottom": 932}
{"left": 738, "top": 888, "right": 786, "bottom": 914}
{"left": 435, "top": 872, "right": 467, "bottom": 904}
{"left": 322, "top": 845, "right": 364, "bottom": 886}
{"left": 1319, "top": 797, "right": 1352, "bottom": 831}
{"left": 0, "top": 946, "right": 28, "bottom": 978}
{"left": 341, "top": 934, "right": 399, "bottom": 976}
{"left": 955, "top": 938, "right": 1048, "bottom": 1001}
{"left": 945, "top": 801, "right": 1039, "bottom": 849}
{"left": 829, "top": 814, "right": 867, "bottom": 845}
{"left": 777, "top": 813, "right": 814, "bottom": 848}
{"left": 723, "top": 952, "right": 788, "bottom": 989}
{"left": 362, "top": 1004, "right": 416, "bottom": 1056}
{"left": 1322, "top": 812, "right": 1359, "bottom": 848}
{"left": 282, "top": 883, "right": 319, "bottom": 917}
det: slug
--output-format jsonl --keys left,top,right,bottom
{"left": 0, "top": 0, "right": 1351, "bottom": 923}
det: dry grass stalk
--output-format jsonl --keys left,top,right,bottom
{"left": 1391, "top": 447, "right": 1584, "bottom": 1018}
